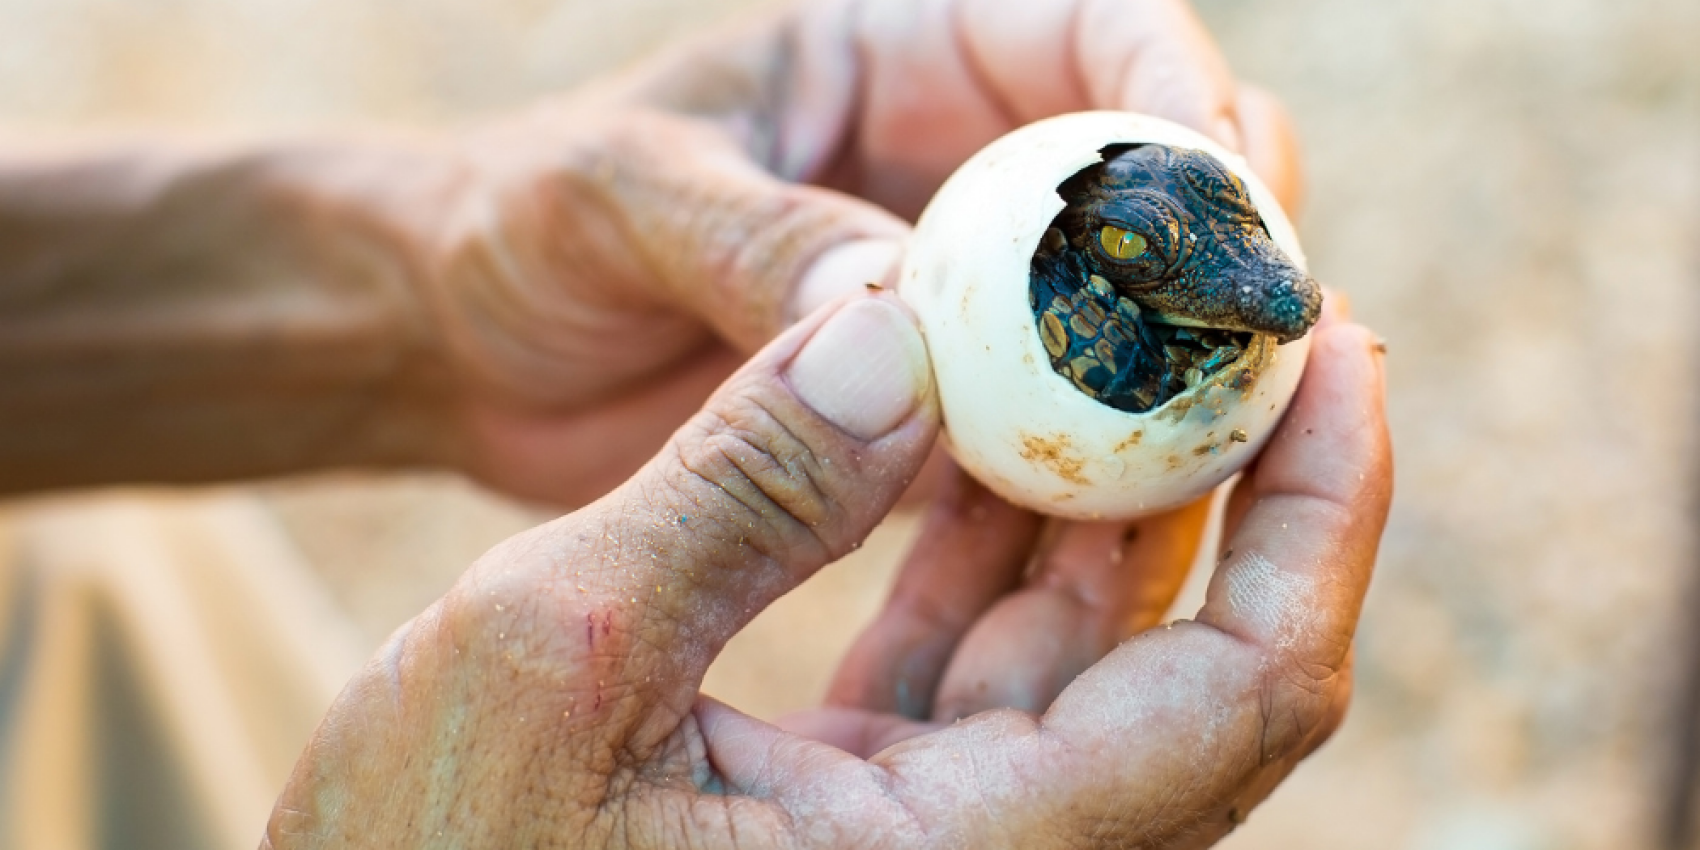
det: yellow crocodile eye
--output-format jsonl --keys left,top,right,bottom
{"left": 1099, "top": 226, "right": 1148, "bottom": 260}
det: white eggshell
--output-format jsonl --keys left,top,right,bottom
{"left": 900, "top": 111, "right": 1312, "bottom": 520}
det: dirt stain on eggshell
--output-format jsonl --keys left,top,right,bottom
{"left": 1113, "top": 430, "right": 1145, "bottom": 453}
{"left": 1019, "top": 433, "right": 1091, "bottom": 485}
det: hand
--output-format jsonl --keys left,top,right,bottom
{"left": 415, "top": 0, "right": 1303, "bottom": 505}
{"left": 265, "top": 291, "right": 1392, "bottom": 848}
{"left": 801, "top": 302, "right": 1384, "bottom": 833}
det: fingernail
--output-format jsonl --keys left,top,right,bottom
{"left": 791, "top": 239, "right": 904, "bottom": 324}
{"left": 786, "top": 297, "right": 931, "bottom": 441}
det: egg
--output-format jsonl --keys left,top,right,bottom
{"left": 899, "top": 111, "right": 1314, "bottom": 520}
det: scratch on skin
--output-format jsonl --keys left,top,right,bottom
{"left": 586, "top": 611, "right": 615, "bottom": 648}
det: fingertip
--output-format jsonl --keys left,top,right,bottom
{"left": 1306, "top": 319, "right": 1389, "bottom": 408}
{"left": 790, "top": 238, "right": 906, "bottom": 325}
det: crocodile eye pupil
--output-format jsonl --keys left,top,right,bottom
{"left": 1099, "top": 226, "right": 1148, "bottom": 260}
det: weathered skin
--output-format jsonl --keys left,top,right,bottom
{"left": 1030, "top": 143, "right": 1322, "bottom": 413}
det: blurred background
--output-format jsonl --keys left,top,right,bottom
{"left": 1, "top": 0, "right": 1697, "bottom": 848}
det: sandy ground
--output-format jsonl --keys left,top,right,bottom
{"left": 3, "top": 0, "right": 1699, "bottom": 847}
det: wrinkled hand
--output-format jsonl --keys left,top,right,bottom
{"left": 415, "top": 0, "right": 1302, "bottom": 505}
{"left": 266, "top": 289, "right": 1391, "bottom": 848}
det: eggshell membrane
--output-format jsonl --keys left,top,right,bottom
{"left": 900, "top": 111, "right": 1312, "bottom": 520}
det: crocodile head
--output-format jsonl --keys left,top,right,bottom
{"left": 1055, "top": 144, "right": 1321, "bottom": 344}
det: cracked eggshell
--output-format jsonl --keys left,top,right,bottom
{"left": 900, "top": 111, "right": 1312, "bottom": 520}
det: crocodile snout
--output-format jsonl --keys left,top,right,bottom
{"left": 1252, "top": 273, "right": 1324, "bottom": 344}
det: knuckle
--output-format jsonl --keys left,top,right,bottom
{"left": 1252, "top": 646, "right": 1353, "bottom": 761}
{"left": 581, "top": 111, "right": 870, "bottom": 347}
{"left": 668, "top": 395, "right": 844, "bottom": 563}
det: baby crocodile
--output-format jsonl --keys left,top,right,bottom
{"left": 1030, "top": 143, "right": 1322, "bottom": 413}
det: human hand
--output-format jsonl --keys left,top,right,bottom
{"left": 265, "top": 289, "right": 1391, "bottom": 848}
{"left": 817, "top": 290, "right": 1359, "bottom": 731}
{"left": 414, "top": 0, "right": 1302, "bottom": 505}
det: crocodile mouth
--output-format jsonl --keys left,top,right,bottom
{"left": 1143, "top": 317, "right": 1257, "bottom": 402}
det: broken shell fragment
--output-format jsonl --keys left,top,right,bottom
{"left": 899, "top": 112, "right": 1316, "bottom": 520}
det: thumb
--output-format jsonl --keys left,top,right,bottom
{"left": 588, "top": 110, "right": 910, "bottom": 350}
{"left": 524, "top": 291, "right": 936, "bottom": 744}
{"left": 264, "top": 293, "right": 936, "bottom": 843}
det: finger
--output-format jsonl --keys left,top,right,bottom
{"left": 839, "top": 0, "right": 1042, "bottom": 217}
{"left": 826, "top": 469, "right": 1041, "bottom": 718}
{"left": 1077, "top": 0, "right": 1243, "bottom": 148}
{"left": 446, "top": 292, "right": 937, "bottom": 751}
{"left": 1236, "top": 84, "right": 1305, "bottom": 217}
{"left": 1064, "top": 319, "right": 1387, "bottom": 835}
{"left": 824, "top": 0, "right": 1247, "bottom": 217}
{"left": 1197, "top": 318, "right": 1391, "bottom": 658}
{"left": 476, "top": 107, "right": 910, "bottom": 353}
{"left": 623, "top": 114, "right": 910, "bottom": 349}
{"left": 871, "top": 317, "right": 1390, "bottom": 847}
{"left": 929, "top": 496, "right": 1211, "bottom": 720}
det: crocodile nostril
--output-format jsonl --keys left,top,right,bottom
{"left": 1262, "top": 276, "right": 1323, "bottom": 343}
